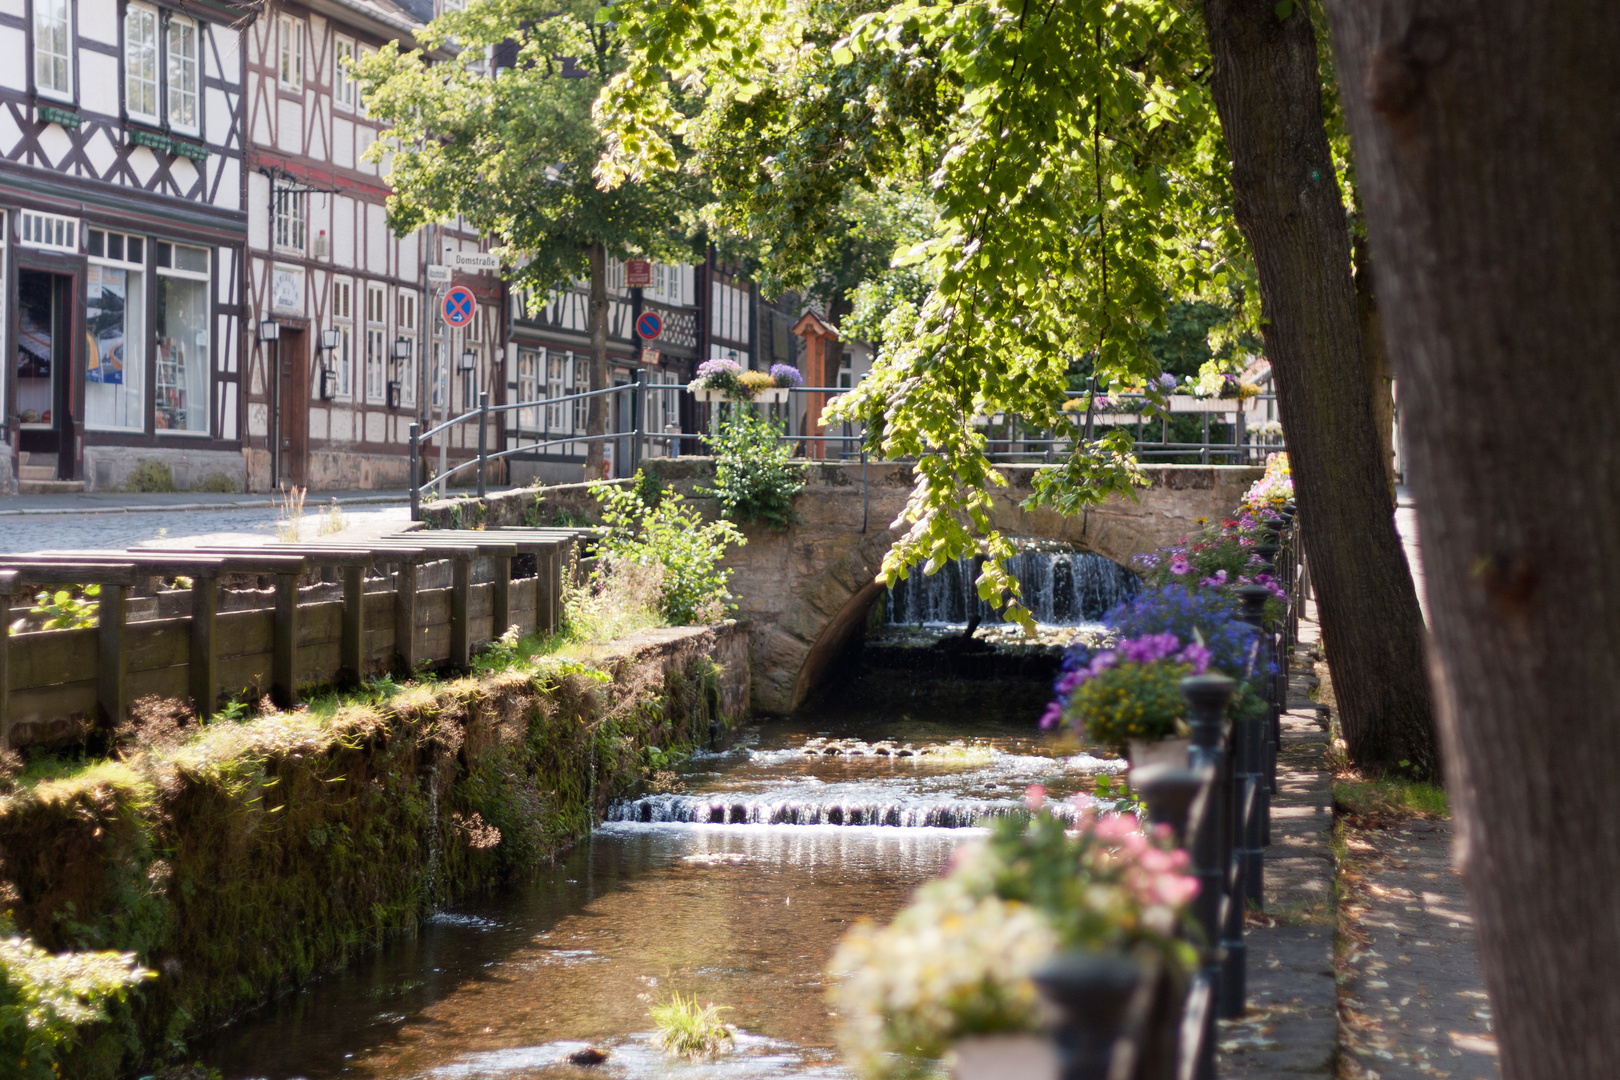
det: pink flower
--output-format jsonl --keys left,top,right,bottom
{"left": 1039, "top": 702, "right": 1064, "bottom": 730}
{"left": 1200, "top": 569, "right": 1228, "bottom": 587}
{"left": 1169, "top": 554, "right": 1191, "bottom": 576}
{"left": 1024, "top": 784, "right": 1047, "bottom": 811}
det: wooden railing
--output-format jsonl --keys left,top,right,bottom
{"left": 0, "top": 526, "right": 600, "bottom": 750}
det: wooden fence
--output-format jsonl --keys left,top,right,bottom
{"left": 0, "top": 527, "right": 598, "bottom": 750}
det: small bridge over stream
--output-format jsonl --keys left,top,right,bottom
{"left": 436, "top": 462, "right": 1262, "bottom": 713}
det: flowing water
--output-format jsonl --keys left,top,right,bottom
{"left": 199, "top": 707, "right": 1117, "bottom": 1080}
{"left": 885, "top": 543, "right": 1138, "bottom": 627}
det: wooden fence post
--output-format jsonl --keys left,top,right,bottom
{"left": 450, "top": 554, "right": 472, "bottom": 671}
{"left": 190, "top": 573, "right": 219, "bottom": 718}
{"left": 492, "top": 555, "right": 511, "bottom": 639}
{"left": 97, "top": 583, "right": 127, "bottom": 729}
{"left": 0, "top": 572, "right": 15, "bottom": 749}
{"left": 273, "top": 573, "right": 299, "bottom": 708}
{"left": 394, "top": 559, "right": 418, "bottom": 676}
{"left": 342, "top": 564, "right": 366, "bottom": 688}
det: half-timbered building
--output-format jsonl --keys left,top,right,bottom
{"left": 242, "top": 0, "right": 501, "bottom": 492}
{"left": 0, "top": 0, "right": 251, "bottom": 492}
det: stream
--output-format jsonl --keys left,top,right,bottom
{"left": 199, "top": 709, "right": 1117, "bottom": 1080}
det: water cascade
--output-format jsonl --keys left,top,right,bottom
{"left": 885, "top": 542, "right": 1138, "bottom": 626}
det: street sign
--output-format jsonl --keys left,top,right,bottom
{"left": 635, "top": 310, "right": 663, "bottom": 341}
{"left": 450, "top": 250, "right": 501, "bottom": 272}
{"left": 625, "top": 259, "right": 652, "bottom": 287}
{"left": 640, "top": 348, "right": 661, "bottom": 366}
{"left": 427, "top": 265, "right": 452, "bottom": 285}
{"left": 442, "top": 285, "right": 477, "bottom": 328}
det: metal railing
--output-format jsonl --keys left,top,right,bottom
{"left": 408, "top": 378, "right": 1287, "bottom": 519}
{"left": 1037, "top": 503, "right": 1301, "bottom": 1079}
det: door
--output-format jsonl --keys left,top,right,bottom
{"left": 276, "top": 328, "right": 308, "bottom": 488}
{"left": 16, "top": 269, "right": 75, "bottom": 479}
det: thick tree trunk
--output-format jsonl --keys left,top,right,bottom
{"left": 1354, "top": 232, "right": 1398, "bottom": 501}
{"left": 1201, "top": 0, "right": 1436, "bottom": 778}
{"left": 1324, "top": 3, "right": 1620, "bottom": 1075}
{"left": 585, "top": 241, "right": 609, "bottom": 479}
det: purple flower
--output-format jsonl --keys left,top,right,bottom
{"left": 1169, "top": 554, "right": 1191, "bottom": 576}
{"left": 1040, "top": 701, "right": 1064, "bottom": 730}
{"left": 1201, "top": 569, "right": 1228, "bottom": 587}
{"left": 1178, "top": 642, "right": 1212, "bottom": 674}
{"left": 1158, "top": 373, "right": 1178, "bottom": 391}
{"left": 1056, "top": 669, "right": 1086, "bottom": 695}
{"left": 769, "top": 363, "right": 804, "bottom": 388}
{"left": 1134, "top": 552, "right": 1163, "bottom": 570}
{"left": 696, "top": 358, "right": 743, "bottom": 379}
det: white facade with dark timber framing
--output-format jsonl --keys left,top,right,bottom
{"left": 0, "top": 0, "right": 251, "bottom": 493}
{"left": 242, "top": 0, "right": 500, "bottom": 493}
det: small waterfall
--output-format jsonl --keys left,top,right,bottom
{"left": 605, "top": 792, "right": 1101, "bottom": 829}
{"left": 887, "top": 542, "right": 1138, "bottom": 626}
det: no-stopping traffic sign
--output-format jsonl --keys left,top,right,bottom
{"left": 442, "top": 285, "right": 477, "bottom": 328}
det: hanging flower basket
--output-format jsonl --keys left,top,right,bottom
{"left": 690, "top": 386, "right": 750, "bottom": 405}
{"left": 760, "top": 386, "right": 791, "bottom": 406}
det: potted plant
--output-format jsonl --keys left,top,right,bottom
{"left": 765, "top": 363, "right": 803, "bottom": 405}
{"left": 829, "top": 794, "right": 1197, "bottom": 1080}
{"left": 688, "top": 358, "right": 747, "bottom": 403}
{"left": 1042, "top": 633, "right": 1212, "bottom": 766}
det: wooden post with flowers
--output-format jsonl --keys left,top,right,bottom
{"left": 790, "top": 311, "right": 838, "bottom": 460}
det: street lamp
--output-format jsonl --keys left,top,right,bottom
{"left": 459, "top": 348, "right": 477, "bottom": 373}
{"left": 257, "top": 319, "right": 280, "bottom": 343}
{"left": 318, "top": 328, "right": 341, "bottom": 400}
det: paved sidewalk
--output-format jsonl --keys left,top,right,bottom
{"left": 1219, "top": 607, "right": 1337, "bottom": 1079}
{"left": 0, "top": 488, "right": 415, "bottom": 516}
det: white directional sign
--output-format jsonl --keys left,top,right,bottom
{"left": 450, "top": 251, "right": 501, "bottom": 272}
{"left": 427, "top": 265, "right": 452, "bottom": 285}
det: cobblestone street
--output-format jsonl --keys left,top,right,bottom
{"left": 0, "top": 496, "right": 414, "bottom": 552}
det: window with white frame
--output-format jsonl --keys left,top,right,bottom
{"left": 33, "top": 0, "right": 71, "bottom": 99}
{"left": 546, "top": 350, "right": 566, "bottom": 430}
{"left": 516, "top": 349, "right": 539, "bottom": 433}
{"left": 154, "top": 241, "right": 211, "bottom": 433}
{"left": 125, "top": 5, "right": 160, "bottom": 123}
{"left": 18, "top": 210, "right": 78, "bottom": 252}
{"left": 278, "top": 15, "right": 303, "bottom": 91}
{"left": 273, "top": 189, "right": 306, "bottom": 254}
{"left": 365, "top": 283, "right": 386, "bottom": 403}
{"left": 571, "top": 355, "right": 588, "bottom": 433}
{"left": 333, "top": 37, "right": 355, "bottom": 110}
{"left": 396, "top": 291, "right": 417, "bottom": 405}
{"left": 166, "top": 15, "right": 199, "bottom": 134}
{"left": 358, "top": 45, "right": 375, "bottom": 116}
{"left": 86, "top": 229, "right": 147, "bottom": 433}
{"left": 331, "top": 278, "right": 353, "bottom": 399}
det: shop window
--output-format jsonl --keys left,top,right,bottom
{"left": 155, "top": 243, "right": 211, "bottom": 433}
{"left": 125, "top": 5, "right": 159, "bottom": 124}
{"left": 86, "top": 229, "right": 147, "bottom": 432}
{"left": 18, "top": 210, "right": 77, "bottom": 253}
{"left": 33, "top": 0, "right": 71, "bottom": 100}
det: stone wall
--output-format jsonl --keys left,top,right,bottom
{"left": 425, "top": 460, "right": 1262, "bottom": 712}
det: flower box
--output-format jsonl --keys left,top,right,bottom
{"left": 951, "top": 1033, "right": 1059, "bottom": 1080}
{"left": 760, "top": 387, "right": 790, "bottom": 405}
{"left": 690, "top": 387, "right": 748, "bottom": 405}
{"left": 1168, "top": 394, "right": 1245, "bottom": 413}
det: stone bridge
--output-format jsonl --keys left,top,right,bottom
{"left": 432, "top": 461, "right": 1261, "bottom": 713}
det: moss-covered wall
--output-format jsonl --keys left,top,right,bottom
{"left": 0, "top": 622, "right": 748, "bottom": 1077}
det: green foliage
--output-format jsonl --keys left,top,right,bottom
{"left": 30, "top": 585, "right": 100, "bottom": 630}
{"left": 1333, "top": 777, "right": 1449, "bottom": 823}
{"left": 651, "top": 992, "right": 734, "bottom": 1060}
{"left": 124, "top": 461, "right": 176, "bottom": 493}
{"left": 595, "top": 0, "right": 1265, "bottom": 626}
{"left": 1064, "top": 661, "right": 1191, "bottom": 751}
{"left": 592, "top": 471, "right": 744, "bottom": 625}
{"left": 701, "top": 411, "right": 804, "bottom": 530}
{"left": 0, "top": 916, "right": 152, "bottom": 1079}
{"left": 193, "top": 472, "right": 238, "bottom": 494}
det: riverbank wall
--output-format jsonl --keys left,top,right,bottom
{"left": 0, "top": 622, "right": 748, "bottom": 1077}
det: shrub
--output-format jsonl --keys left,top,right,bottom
{"left": 29, "top": 585, "right": 100, "bottom": 630}
{"left": 561, "top": 555, "right": 667, "bottom": 644}
{"left": 591, "top": 473, "right": 744, "bottom": 625}
{"left": 124, "top": 460, "right": 175, "bottom": 493}
{"left": 194, "top": 472, "right": 238, "bottom": 493}
{"left": 650, "top": 992, "right": 734, "bottom": 1059}
{"left": 1043, "top": 632, "right": 1213, "bottom": 749}
{"left": 701, "top": 411, "right": 804, "bottom": 530}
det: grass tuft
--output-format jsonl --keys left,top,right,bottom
{"left": 1332, "top": 776, "right": 1448, "bottom": 826}
{"left": 651, "top": 991, "right": 735, "bottom": 1059}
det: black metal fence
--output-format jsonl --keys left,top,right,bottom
{"left": 1035, "top": 503, "right": 1301, "bottom": 1080}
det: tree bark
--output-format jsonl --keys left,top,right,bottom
{"left": 585, "top": 241, "right": 609, "bottom": 479}
{"left": 1354, "top": 231, "right": 1398, "bottom": 501}
{"left": 1201, "top": 0, "right": 1437, "bottom": 778}
{"left": 1323, "top": 2, "right": 1620, "bottom": 1074}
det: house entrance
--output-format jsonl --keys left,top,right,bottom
{"left": 276, "top": 328, "right": 308, "bottom": 488}
{"left": 16, "top": 269, "right": 75, "bottom": 480}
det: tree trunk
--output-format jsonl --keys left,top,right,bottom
{"left": 585, "top": 241, "right": 609, "bottom": 479}
{"left": 1354, "top": 231, "right": 1398, "bottom": 501}
{"left": 1201, "top": 0, "right": 1437, "bottom": 778}
{"left": 1323, "top": 3, "right": 1620, "bottom": 1075}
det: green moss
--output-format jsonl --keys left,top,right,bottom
{"left": 124, "top": 461, "right": 177, "bottom": 494}
{"left": 193, "top": 473, "right": 238, "bottom": 494}
{"left": 0, "top": 629, "right": 740, "bottom": 1078}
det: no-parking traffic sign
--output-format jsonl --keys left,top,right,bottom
{"left": 442, "top": 285, "right": 476, "bottom": 328}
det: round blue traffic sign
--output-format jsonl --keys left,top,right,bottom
{"left": 442, "top": 285, "right": 477, "bottom": 328}
{"left": 636, "top": 310, "right": 663, "bottom": 341}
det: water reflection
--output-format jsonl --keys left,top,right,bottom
{"left": 201, "top": 826, "right": 963, "bottom": 1079}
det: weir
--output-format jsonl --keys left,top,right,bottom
{"left": 885, "top": 542, "right": 1139, "bottom": 626}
